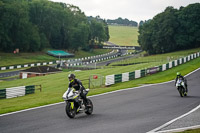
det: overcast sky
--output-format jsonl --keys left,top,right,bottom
{"left": 50, "top": 0, "right": 199, "bottom": 23}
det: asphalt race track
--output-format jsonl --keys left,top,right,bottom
{"left": 0, "top": 70, "right": 20, "bottom": 78}
{"left": 0, "top": 68, "right": 200, "bottom": 133}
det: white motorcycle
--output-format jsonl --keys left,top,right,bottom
{"left": 62, "top": 88, "right": 93, "bottom": 118}
{"left": 176, "top": 78, "right": 187, "bottom": 97}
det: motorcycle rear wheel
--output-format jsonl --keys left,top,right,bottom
{"left": 85, "top": 98, "right": 93, "bottom": 115}
{"left": 66, "top": 102, "right": 76, "bottom": 118}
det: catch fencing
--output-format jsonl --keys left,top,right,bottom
{"left": 105, "top": 52, "right": 200, "bottom": 86}
{"left": 89, "top": 74, "right": 103, "bottom": 89}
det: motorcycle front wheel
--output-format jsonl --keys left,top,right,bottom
{"left": 184, "top": 88, "right": 187, "bottom": 96}
{"left": 66, "top": 101, "right": 76, "bottom": 118}
{"left": 85, "top": 98, "right": 93, "bottom": 115}
{"left": 178, "top": 87, "right": 184, "bottom": 97}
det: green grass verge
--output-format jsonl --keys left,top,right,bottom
{"left": 108, "top": 25, "right": 139, "bottom": 46}
{"left": 178, "top": 128, "right": 200, "bottom": 133}
{"left": 0, "top": 53, "right": 200, "bottom": 114}
{"left": 0, "top": 75, "right": 19, "bottom": 80}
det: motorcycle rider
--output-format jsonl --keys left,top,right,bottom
{"left": 68, "top": 73, "right": 88, "bottom": 109}
{"left": 175, "top": 72, "right": 188, "bottom": 93}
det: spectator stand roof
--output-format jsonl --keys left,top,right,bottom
{"left": 47, "top": 50, "right": 74, "bottom": 58}
{"left": 21, "top": 66, "right": 62, "bottom": 74}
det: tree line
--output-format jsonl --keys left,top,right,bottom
{"left": 138, "top": 3, "right": 200, "bottom": 54}
{"left": 0, "top": 0, "right": 109, "bottom": 52}
{"left": 107, "top": 17, "right": 138, "bottom": 27}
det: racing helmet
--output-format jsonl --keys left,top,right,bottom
{"left": 177, "top": 72, "right": 181, "bottom": 76}
{"left": 68, "top": 73, "right": 75, "bottom": 82}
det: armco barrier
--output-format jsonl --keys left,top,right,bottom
{"left": 105, "top": 69, "right": 147, "bottom": 86}
{"left": 105, "top": 51, "right": 200, "bottom": 86}
{"left": 115, "top": 74, "right": 122, "bottom": 83}
{"left": 129, "top": 71, "right": 135, "bottom": 80}
{"left": 105, "top": 75, "right": 115, "bottom": 86}
{"left": 0, "top": 85, "right": 36, "bottom": 99}
{"left": 6, "top": 86, "right": 26, "bottom": 99}
{"left": 122, "top": 72, "right": 129, "bottom": 82}
{"left": 25, "top": 85, "right": 35, "bottom": 94}
{"left": 0, "top": 89, "right": 6, "bottom": 99}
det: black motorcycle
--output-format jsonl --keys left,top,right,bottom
{"left": 62, "top": 88, "right": 93, "bottom": 118}
{"left": 176, "top": 79, "right": 187, "bottom": 97}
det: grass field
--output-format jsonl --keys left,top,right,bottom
{"left": 0, "top": 48, "right": 200, "bottom": 114}
{"left": 108, "top": 25, "right": 139, "bottom": 46}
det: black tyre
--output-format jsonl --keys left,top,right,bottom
{"left": 184, "top": 93, "right": 187, "bottom": 96}
{"left": 178, "top": 87, "right": 183, "bottom": 97}
{"left": 85, "top": 98, "right": 93, "bottom": 115}
{"left": 178, "top": 87, "right": 184, "bottom": 97}
{"left": 66, "top": 102, "right": 76, "bottom": 118}
{"left": 184, "top": 88, "right": 187, "bottom": 96}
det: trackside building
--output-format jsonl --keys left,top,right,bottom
{"left": 20, "top": 66, "right": 62, "bottom": 79}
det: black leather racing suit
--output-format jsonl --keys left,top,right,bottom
{"left": 68, "top": 79, "right": 87, "bottom": 106}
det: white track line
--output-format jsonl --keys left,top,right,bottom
{"left": 0, "top": 67, "right": 199, "bottom": 118}
{"left": 156, "top": 125, "right": 200, "bottom": 133}
{"left": 0, "top": 102, "right": 64, "bottom": 117}
{"left": 147, "top": 104, "right": 200, "bottom": 133}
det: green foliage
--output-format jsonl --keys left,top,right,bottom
{"left": 0, "top": 0, "right": 109, "bottom": 52}
{"left": 175, "top": 3, "right": 200, "bottom": 48}
{"left": 89, "top": 18, "right": 109, "bottom": 45}
{"left": 138, "top": 3, "right": 200, "bottom": 54}
{"left": 107, "top": 17, "right": 138, "bottom": 27}
{"left": 177, "top": 128, "right": 200, "bottom": 133}
{"left": 0, "top": 0, "right": 41, "bottom": 52}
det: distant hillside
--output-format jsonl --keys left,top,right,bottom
{"left": 109, "top": 25, "right": 139, "bottom": 46}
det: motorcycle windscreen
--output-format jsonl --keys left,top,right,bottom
{"left": 62, "top": 91, "right": 68, "bottom": 99}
